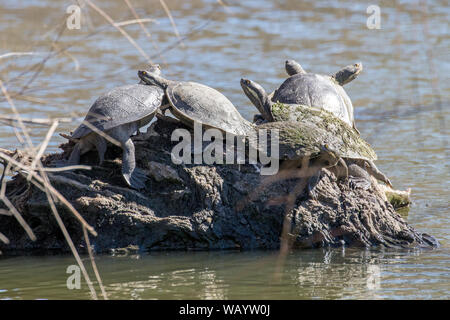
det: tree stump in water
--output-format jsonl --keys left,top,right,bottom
{"left": 0, "top": 119, "right": 439, "bottom": 254}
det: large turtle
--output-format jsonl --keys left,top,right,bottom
{"left": 67, "top": 65, "right": 164, "bottom": 189}
{"left": 137, "top": 70, "right": 254, "bottom": 136}
{"left": 241, "top": 78, "right": 392, "bottom": 188}
{"left": 253, "top": 118, "right": 392, "bottom": 197}
{"left": 256, "top": 61, "right": 362, "bottom": 133}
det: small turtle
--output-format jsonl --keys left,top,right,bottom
{"left": 138, "top": 70, "right": 254, "bottom": 136}
{"left": 242, "top": 87, "right": 392, "bottom": 189}
{"left": 256, "top": 61, "right": 362, "bottom": 132}
{"left": 67, "top": 65, "right": 164, "bottom": 189}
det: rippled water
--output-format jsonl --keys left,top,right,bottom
{"left": 0, "top": 0, "right": 448, "bottom": 299}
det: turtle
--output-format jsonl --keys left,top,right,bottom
{"left": 137, "top": 70, "right": 254, "bottom": 136}
{"left": 256, "top": 61, "right": 362, "bottom": 133}
{"left": 241, "top": 82, "right": 392, "bottom": 189}
{"left": 67, "top": 64, "right": 165, "bottom": 189}
{"left": 253, "top": 119, "right": 391, "bottom": 198}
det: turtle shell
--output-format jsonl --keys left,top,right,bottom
{"left": 166, "top": 81, "right": 253, "bottom": 136}
{"left": 252, "top": 106, "right": 376, "bottom": 161}
{"left": 271, "top": 73, "right": 353, "bottom": 127}
{"left": 71, "top": 84, "right": 164, "bottom": 139}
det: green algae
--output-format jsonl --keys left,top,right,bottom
{"left": 260, "top": 102, "right": 377, "bottom": 160}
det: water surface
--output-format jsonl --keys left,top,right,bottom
{"left": 0, "top": 0, "right": 448, "bottom": 299}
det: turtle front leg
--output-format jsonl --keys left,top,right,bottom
{"left": 121, "top": 138, "right": 147, "bottom": 189}
{"left": 364, "top": 160, "right": 392, "bottom": 187}
{"left": 307, "top": 169, "right": 323, "bottom": 201}
{"left": 336, "top": 158, "right": 348, "bottom": 180}
{"left": 347, "top": 163, "right": 372, "bottom": 190}
{"left": 67, "top": 141, "right": 83, "bottom": 165}
{"left": 93, "top": 134, "right": 107, "bottom": 165}
{"left": 327, "top": 157, "right": 349, "bottom": 186}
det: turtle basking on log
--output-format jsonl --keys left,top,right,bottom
{"left": 137, "top": 69, "right": 254, "bottom": 136}
{"left": 257, "top": 61, "right": 362, "bottom": 133}
{"left": 66, "top": 65, "right": 165, "bottom": 189}
{"left": 242, "top": 78, "right": 392, "bottom": 188}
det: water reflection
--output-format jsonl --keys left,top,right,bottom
{"left": 2, "top": 248, "right": 447, "bottom": 300}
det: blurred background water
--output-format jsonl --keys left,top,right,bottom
{"left": 0, "top": 0, "right": 448, "bottom": 299}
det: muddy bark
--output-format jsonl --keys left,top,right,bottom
{"left": 0, "top": 120, "right": 438, "bottom": 255}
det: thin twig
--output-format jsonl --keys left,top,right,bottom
{"left": 83, "top": 226, "right": 108, "bottom": 300}
{"left": 0, "top": 232, "right": 9, "bottom": 244}
{"left": 42, "top": 179, "right": 98, "bottom": 300}
{"left": 28, "top": 120, "right": 59, "bottom": 177}
{"left": 85, "top": 0, "right": 152, "bottom": 64}
{"left": 0, "top": 161, "right": 36, "bottom": 241}
{"left": 114, "top": 18, "right": 158, "bottom": 27}
{"left": 0, "top": 115, "right": 75, "bottom": 126}
{"left": 159, "top": 0, "right": 185, "bottom": 47}
{"left": 0, "top": 52, "right": 48, "bottom": 60}
{"left": 0, "top": 151, "right": 97, "bottom": 237}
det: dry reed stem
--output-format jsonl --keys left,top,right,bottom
{"left": 0, "top": 52, "right": 48, "bottom": 60}
{"left": 83, "top": 226, "right": 108, "bottom": 300}
{"left": 80, "top": 119, "right": 121, "bottom": 147}
{"left": 122, "top": 0, "right": 164, "bottom": 62}
{"left": 28, "top": 120, "right": 59, "bottom": 178}
{"left": 0, "top": 80, "right": 30, "bottom": 145}
{"left": 5, "top": 94, "right": 66, "bottom": 109}
{"left": 159, "top": 0, "right": 185, "bottom": 47}
{"left": 0, "top": 150, "right": 97, "bottom": 237}
{"left": 42, "top": 165, "right": 92, "bottom": 172}
{"left": 50, "top": 42, "right": 80, "bottom": 71}
{"left": 18, "top": 22, "right": 67, "bottom": 96}
{"left": 0, "top": 160, "right": 37, "bottom": 241}
{"left": 0, "top": 231, "right": 9, "bottom": 244}
{"left": 115, "top": 18, "right": 158, "bottom": 27}
{"left": 0, "top": 77, "right": 97, "bottom": 236}
{"left": 0, "top": 0, "right": 215, "bottom": 299}
{"left": 85, "top": 0, "right": 152, "bottom": 64}
{"left": 41, "top": 178, "right": 98, "bottom": 300}
{"left": 0, "top": 141, "right": 104, "bottom": 299}
{"left": 0, "top": 209, "right": 12, "bottom": 216}
{"left": 0, "top": 115, "right": 74, "bottom": 126}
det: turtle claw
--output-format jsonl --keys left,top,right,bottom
{"left": 123, "top": 167, "right": 147, "bottom": 190}
{"left": 385, "top": 178, "right": 393, "bottom": 188}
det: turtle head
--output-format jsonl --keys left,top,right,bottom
{"left": 332, "top": 62, "right": 363, "bottom": 86}
{"left": 285, "top": 60, "right": 306, "bottom": 76}
{"left": 138, "top": 69, "right": 169, "bottom": 88}
{"left": 318, "top": 144, "right": 341, "bottom": 167}
{"left": 240, "top": 78, "right": 274, "bottom": 122}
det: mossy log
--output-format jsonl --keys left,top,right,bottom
{"left": 0, "top": 119, "right": 438, "bottom": 254}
